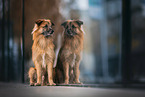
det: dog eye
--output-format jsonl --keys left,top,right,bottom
{"left": 72, "top": 25, "right": 76, "bottom": 28}
{"left": 66, "top": 26, "right": 68, "bottom": 29}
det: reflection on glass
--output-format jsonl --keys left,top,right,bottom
{"left": 60, "top": 0, "right": 122, "bottom": 83}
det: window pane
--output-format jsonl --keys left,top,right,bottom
{"left": 131, "top": 0, "right": 145, "bottom": 83}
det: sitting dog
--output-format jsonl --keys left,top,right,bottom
{"left": 28, "top": 19, "right": 56, "bottom": 86}
{"left": 55, "top": 20, "right": 84, "bottom": 84}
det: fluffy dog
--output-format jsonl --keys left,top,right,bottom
{"left": 55, "top": 20, "right": 84, "bottom": 84}
{"left": 28, "top": 19, "right": 56, "bottom": 86}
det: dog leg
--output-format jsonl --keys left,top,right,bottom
{"left": 74, "top": 61, "right": 82, "bottom": 84}
{"left": 63, "top": 62, "right": 69, "bottom": 84}
{"left": 47, "top": 62, "right": 56, "bottom": 86}
{"left": 35, "top": 61, "right": 42, "bottom": 86}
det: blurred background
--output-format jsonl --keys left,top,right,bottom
{"left": 0, "top": 0, "right": 145, "bottom": 86}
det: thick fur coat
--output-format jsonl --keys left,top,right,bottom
{"left": 55, "top": 20, "right": 84, "bottom": 84}
{"left": 28, "top": 19, "right": 56, "bottom": 86}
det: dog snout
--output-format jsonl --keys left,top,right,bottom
{"left": 46, "top": 27, "right": 52, "bottom": 32}
{"left": 67, "top": 29, "right": 72, "bottom": 34}
{"left": 49, "top": 29, "right": 54, "bottom": 34}
{"left": 67, "top": 30, "right": 70, "bottom": 34}
{"left": 67, "top": 29, "right": 76, "bottom": 36}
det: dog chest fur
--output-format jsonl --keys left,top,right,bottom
{"left": 71, "top": 53, "right": 76, "bottom": 68}
{"left": 42, "top": 53, "right": 46, "bottom": 68}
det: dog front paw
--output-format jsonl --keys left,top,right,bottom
{"left": 64, "top": 80, "right": 69, "bottom": 84}
{"left": 30, "top": 83, "right": 35, "bottom": 86}
{"left": 47, "top": 82, "right": 56, "bottom": 86}
{"left": 35, "top": 83, "right": 41, "bottom": 86}
{"left": 73, "top": 81, "right": 83, "bottom": 84}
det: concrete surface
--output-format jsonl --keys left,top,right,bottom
{"left": 0, "top": 82, "right": 145, "bottom": 97}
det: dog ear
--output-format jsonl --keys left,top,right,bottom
{"left": 51, "top": 22, "right": 55, "bottom": 26}
{"left": 61, "top": 21, "right": 67, "bottom": 27}
{"left": 75, "top": 20, "right": 83, "bottom": 27}
{"left": 31, "top": 24, "right": 38, "bottom": 34}
{"left": 35, "top": 19, "right": 44, "bottom": 26}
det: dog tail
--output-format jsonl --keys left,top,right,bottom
{"left": 53, "top": 34, "right": 62, "bottom": 68}
{"left": 28, "top": 67, "right": 36, "bottom": 80}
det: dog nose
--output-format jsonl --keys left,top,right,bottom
{"left": 50, "top": 30, "right": 54, "bottom": 34}
{"left": 67, "top": 30, "right": 71, "bottom": 34}
{"left": 48, "top": 29, "right": 54, "bottom": 35}
{"left": 46, "top": 27, "right": 51, "bottom": 32}
{"left": 49, "top": 27, "right": 52, "bottom": 30}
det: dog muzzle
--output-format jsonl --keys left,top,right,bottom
{"left": 66, "top": 30, "right": 77, "bottom": 36}
{"left": 42, "top": 29, "right": 54, "bottom": 37}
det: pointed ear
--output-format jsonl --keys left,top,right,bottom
{"left": 61, "top": 21, "right": 67, "bottom": 27}
{"left": 75, "top": 20, "right": 83, "bottom": 27}
{"left": 35, "top": 19, "right": 44, "bottom": 26}
{"left": 51, "top": 22, "right": 55, "bottom": 26}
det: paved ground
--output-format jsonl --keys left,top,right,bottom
{"left": 0, "top": 82, "right": 145, "bottom": 97}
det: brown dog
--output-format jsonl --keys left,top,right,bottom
{"left": 28, "top": 19, "right": 56, "bottom": 86}
{"left": 55, "top": 20, "right": 84, "bottom": 84}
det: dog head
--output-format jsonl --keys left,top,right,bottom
{"left": 61, "top": 20, "right": 83, "bottom": 36}
{"left": 32, "top": 19, "right": 54, "bottom": 39}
